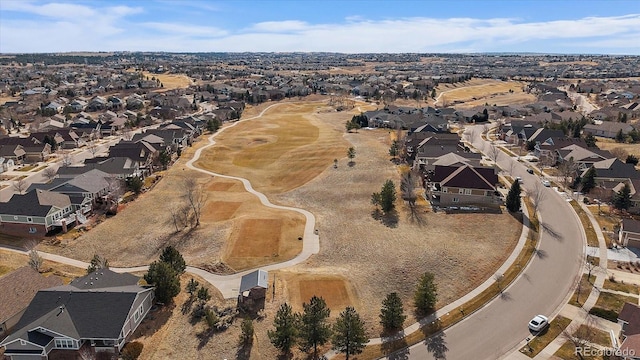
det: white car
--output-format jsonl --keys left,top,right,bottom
{"left": 528, "top": 314, "right": 549, "bottom": 332}
{"left": 541, "top": 179, "right": 551, "bottom": 187}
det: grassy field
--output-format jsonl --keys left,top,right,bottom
{"left": 436, "top": 79, "right": 535, "bottom": 108}
{"left": 595, "top": 137, "right": 640, "bottom": 159}
{"left": 195, "top": 101, "right": 350, "bottom": 194}
{"left": 604, "top": 278, "right": 640, "bottom": 294}
{"left": 142, "top": 71, "right": 193, "bottom": 90}
{"left": 594, "top": 292, "right": 637, "bottom": 313}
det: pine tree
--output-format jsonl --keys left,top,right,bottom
{"left": 505, "top": 180, "right": 522, "bottom": 213}
{"left": 159, "top": 246, "right": 186, "bottom": 274}
{"left": 268, "top": 303, "right": 298, "bottom": 355}
{"left": 613, "top": 183, "right": 632, "bottom": 210}
{"left": 379, "top": 292, "right": 406, "bottom": 330}
{"left": 332, "top": 307, "right": 367, "bottom": 360}
{"left": 144, "top": 261, "right": 180, "bottom": 304}
{"left": 298, "top": 296, "right": 332, "bottom": 356}
{"left": 379, "top": 180, "right": 397, "bottom": 214}
{"left": 239, "top": 319, "right": 254, "bottom": 346}
{"left": 414, "top": 272, "right": 438, "bottom": 315}
{"left": 186, "top": 278, "right": 199, "bottom": 298}
{"left": 581, "top": 167, "right": 597, "bottom": 194}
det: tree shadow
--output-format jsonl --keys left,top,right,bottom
{"left": 196, "top": 328, "right": 215, "bottom": 349}
{"left": 348, "top": 160, "right": 355, "bottom": 167}
{"left": 424, "top": 332, "right": 449, "bottom": 360}
{"left": 382, "top": 335, "right": 410, "bottom": 360}
{"left": 371, "top": 209, "right": 399, "bottom": 228}
{"left": 236, "top": 343, "right": 253, "bottom": 360}
{"left": 406, "top": 204, "right": 427, "bottom": 226}
{"left": 540, "top": 222, "right": 563, "bottom": 241}
{"left": 534, "top": 248, "right": 548, "bottom": 259}
{"left": 130, "top": 304, "right": 174, "bottom": 340}
{"left": 181, "top": 296, "right": 195, "bottom": 315}
{"left": 499, "top": 291, "right": 513, "bottom": 301}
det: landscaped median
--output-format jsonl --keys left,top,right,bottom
{"left": 354, "top": 200, "right": 540, "bottom": 359}
{"left": 519, "top": 316, "right": 572, "bottom": 357}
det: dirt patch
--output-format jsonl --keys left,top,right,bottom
{"left": 141, "top": 71, "right": 193, "bottom": 91}
{"left": 292, "top": 274, "right": 357, "bottom": 313}
{"left": 224, "top": 215, "right": 304, "bottom": 271}
{"left": 201, "top": 201, "right": 242, "bottom": 222}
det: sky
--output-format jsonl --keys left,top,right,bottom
{"left": 1, "top": 0, "right": 639, "bottom": 54}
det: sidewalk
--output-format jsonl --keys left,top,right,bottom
{"left": 522, "top": 182, "right": 611, "bottom": 359}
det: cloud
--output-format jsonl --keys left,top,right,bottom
{"left": 1, "top": 2, "right": 639, "bottom": 54}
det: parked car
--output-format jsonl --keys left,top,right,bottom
{"left": 541, "top": 179, "right": 551, "bottom": 187}
{"left": 527, "top": 168, "right": 534, "bottom": 174}
{"left": 528, "top": 314, "right": 549, "bottom": 332}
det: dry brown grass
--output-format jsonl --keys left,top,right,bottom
{"left": 142, "top": 71, "right": 193, "bottom": 90}
{"left": 280, "top": 271, "right": 359, "bottom": 315}
{"left": 594, "top": 138, "right": 640, "bottom": 159}
{"left": 0, "top": 249, "right": 86, "bottom": 283}
{"left": 436, "top": 79, "right": 535, "bottom": 108}
{"left": 195, "top": 101, "right": 350, "bottom": 194}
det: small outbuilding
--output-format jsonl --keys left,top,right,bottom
{"left": 239, "top": 269, "right": 268, "bottom": 300}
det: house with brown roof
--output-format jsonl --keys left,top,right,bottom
{"left": 617, "top": 302, "right": 640, "bottom": 359}
{"left": 427, "top": 163, "right": 500, "bottom": 209}
{"left": 0, "top": 267, "right": 63, "bottom": 338}
{"left": 583, "top": 122, "right": 635, "bottom": 139}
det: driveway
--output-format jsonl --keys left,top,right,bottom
{"left": 398, "top": 125, "right": 585, "bottom": 359}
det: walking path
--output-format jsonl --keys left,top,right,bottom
{"left": 0, "top": 102, "right": 319, "bottom": 299}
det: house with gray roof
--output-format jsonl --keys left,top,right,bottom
{"left": 427, "top": 163, "right": 500, "bottom": 209}
{"left": 0, "top": 269, "right": 154, "bottom": 359}
{"left": 583, "top": 122, "right": 635, "bottom": 139}
{"left": 0, "top": 189, "right": 75, "bottom": 236}
{"left": 0, "top": 267, "right": 63, "bottom": 339}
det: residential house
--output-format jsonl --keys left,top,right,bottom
{"left": 107, "top": 141, "right": 157, "bottom": 174}
{"left": 555, "top": 141, "right": 612, "bottom": 171}
{"left": 86, "top": 96, "right": 107, "bottom": 111}
{"left": 0, "top": 137, "right": 51, "bottom": 163}
{"left": 427, "top": 163, "right": 500, "bottom": 208}
{"left": 61, "top": 156, "right": 143, "bottom": 179}
{"left": 583, "top": 122, "right": 635, "bottom": 139}
{"left": 0, "top": 269, "right": 154, "bottom": 359}
{"left": 0, "top": 189, "right": 75, "bottom": 236}
{"left": 0, "top": 267, "right": 63, "bottom": 338}
{"left": 27, "top": 169, "right": 110, "bottom": 212}
{"left": 0, "top": 144, "right": 26, "bottom": 165}
{"left": 619, "top": 219, "right": 640, "bottom": 248}
{"left": 617, "top": 302, "right": 640, "bottom": 359}
{"left": 581, "top": 158, "right": 640, "bottom": 203}
{"left": 68, "top": 99, "right": 87, "bottom": 113}
{"left": 411, "top": 133, "right": 466, "bottom": 169}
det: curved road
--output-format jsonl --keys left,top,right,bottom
{"left": 398, "top": 126, "right": 585, "bottom": 359}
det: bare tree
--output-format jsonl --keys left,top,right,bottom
{"left": 560, "top": 316, "right": 598, "bottom": 360}
{"left": 558, "top": 158, "right": 578, "bottom": 189}
{"left": 105, "top": 175, "right": 123, "bottom": 212}
{"left": 610, "top": 147, "right": 629, "bottom": 162}
{"left": 42, "top": 166, "right": 57, "bottom": 182}
{"left": 585, "top": 258, "right": 598, "bottom": 282}
{"left": 58, "top": 149, "right": 73, "bottom": 167}
{"left": 183, "top": 177, "right": 207, "bottom": 227}
{"left": 487, "top": 145, "right": 501, "bottom": 167}
{"left": 12, "top": 178, "right": 27, "bottom": 194}
{"left": 122, "top": 127, "right": 134, "bottom": 141}
{"left": 26, "top": 241, "right": 43, "bottom": 272}
{"left": 528, "top": 183, "right": 546, "bottom": 215}
{"left": 87, "top": 140, "right": 99, "bottom": 158}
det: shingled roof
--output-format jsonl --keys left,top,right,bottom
{"left": 0, "top": 267, "right": 63, "bottom": 324}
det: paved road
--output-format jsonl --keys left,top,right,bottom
{"left": 398, "top": 126, "right": 585, "bottom": 360}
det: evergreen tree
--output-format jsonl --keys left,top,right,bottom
{"left": 332, "top": 307, "right": 367, "bottom": 360}
{"left": 347, "top": 147, "right": 356, "bottom": 164}
{"left": 505, "top": 180, "right": 522, "bottom": 213}
{"left": 379, "top": 180, "right": 397, "bottom": 214}
{"left": 581, "top": 167, "right": 597, "bottom": 194}
{"left": 268, "top": 303, "right": 298, "bottom": 355}
{"left": 86, "top": 254, "right": 109, "bottom": 274}
{"left": 160, "top": 246, "right": 186, "bottom": 274}
{"left": 584, "top": 133, "right": 597, "bottom": 147}
{"left": 616, "top": 129, "right": 626, "bottom": 143}
{"left": 389, "top": 140, "right": 399, "bottom": 158}
{"left": 414, "top": 272, "right": 438, "bottom": 315}
{"left": 144, "top": 261, "right": 180, "bottom": 304}
{"left": 196, "top": 286, "right": 211, "bottom": 303}
{"left": 239, "top": 319, "right": 254, "bottom": 346}
{"left": 186, "top": 278, "right": 199, "bottom": 298}
{"left": 298, "top": 296, "right": 332, "bottom": 356}
{"left": 626, "top": 154, "right": 639, "bottom": 165}
{"left": 379, "top": 292, "right": 406, "bottom": 330}
{"left": 613, "top": 183, "right": 632, "bottom": 210}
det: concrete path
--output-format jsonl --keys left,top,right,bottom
{"left": 0, "top": 102, "right": 320, "bottom": 299}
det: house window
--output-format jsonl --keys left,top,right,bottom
{"left": 442, "top": 187, "right": 448, "bottom": 193}
{"left": 27, "top": 217, "right": 33, "bottom": 223}
{"left": 464, "top": 189, "right": 472, "bottom": 195}
{"left": 458, "top": 188, "right": 464, "bottom": 194}
{"left": 133, "top": 304, "right": 144, "bottom": 322}
{"left": 55, "top": 338, "right": 75, "bottom": 349}
{"left": 29, "top": 227, "right": 37, "bottom": 234}
{"left": 452, "top": 197, "right": 459, "bottom": 203}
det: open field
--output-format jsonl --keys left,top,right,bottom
{"left": 142, "top": 71, "right": 193, "bottom": 90}
{"left": 594, "top": 137, "right": 640, "bottom": 159}
{"left": 436, "top": 78, "right": 535, "bottom": 108}
{"left": 195, "top": 101, "right": 350, "bottom": 194}
{"left": 0, "top": 249, "right": 86, "bottom": 283}
{"left": 280, "top": 271, "right": 359, "bottom": 315}
{"left": 34, "top": 135, "right": 304, "bottom": 272}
